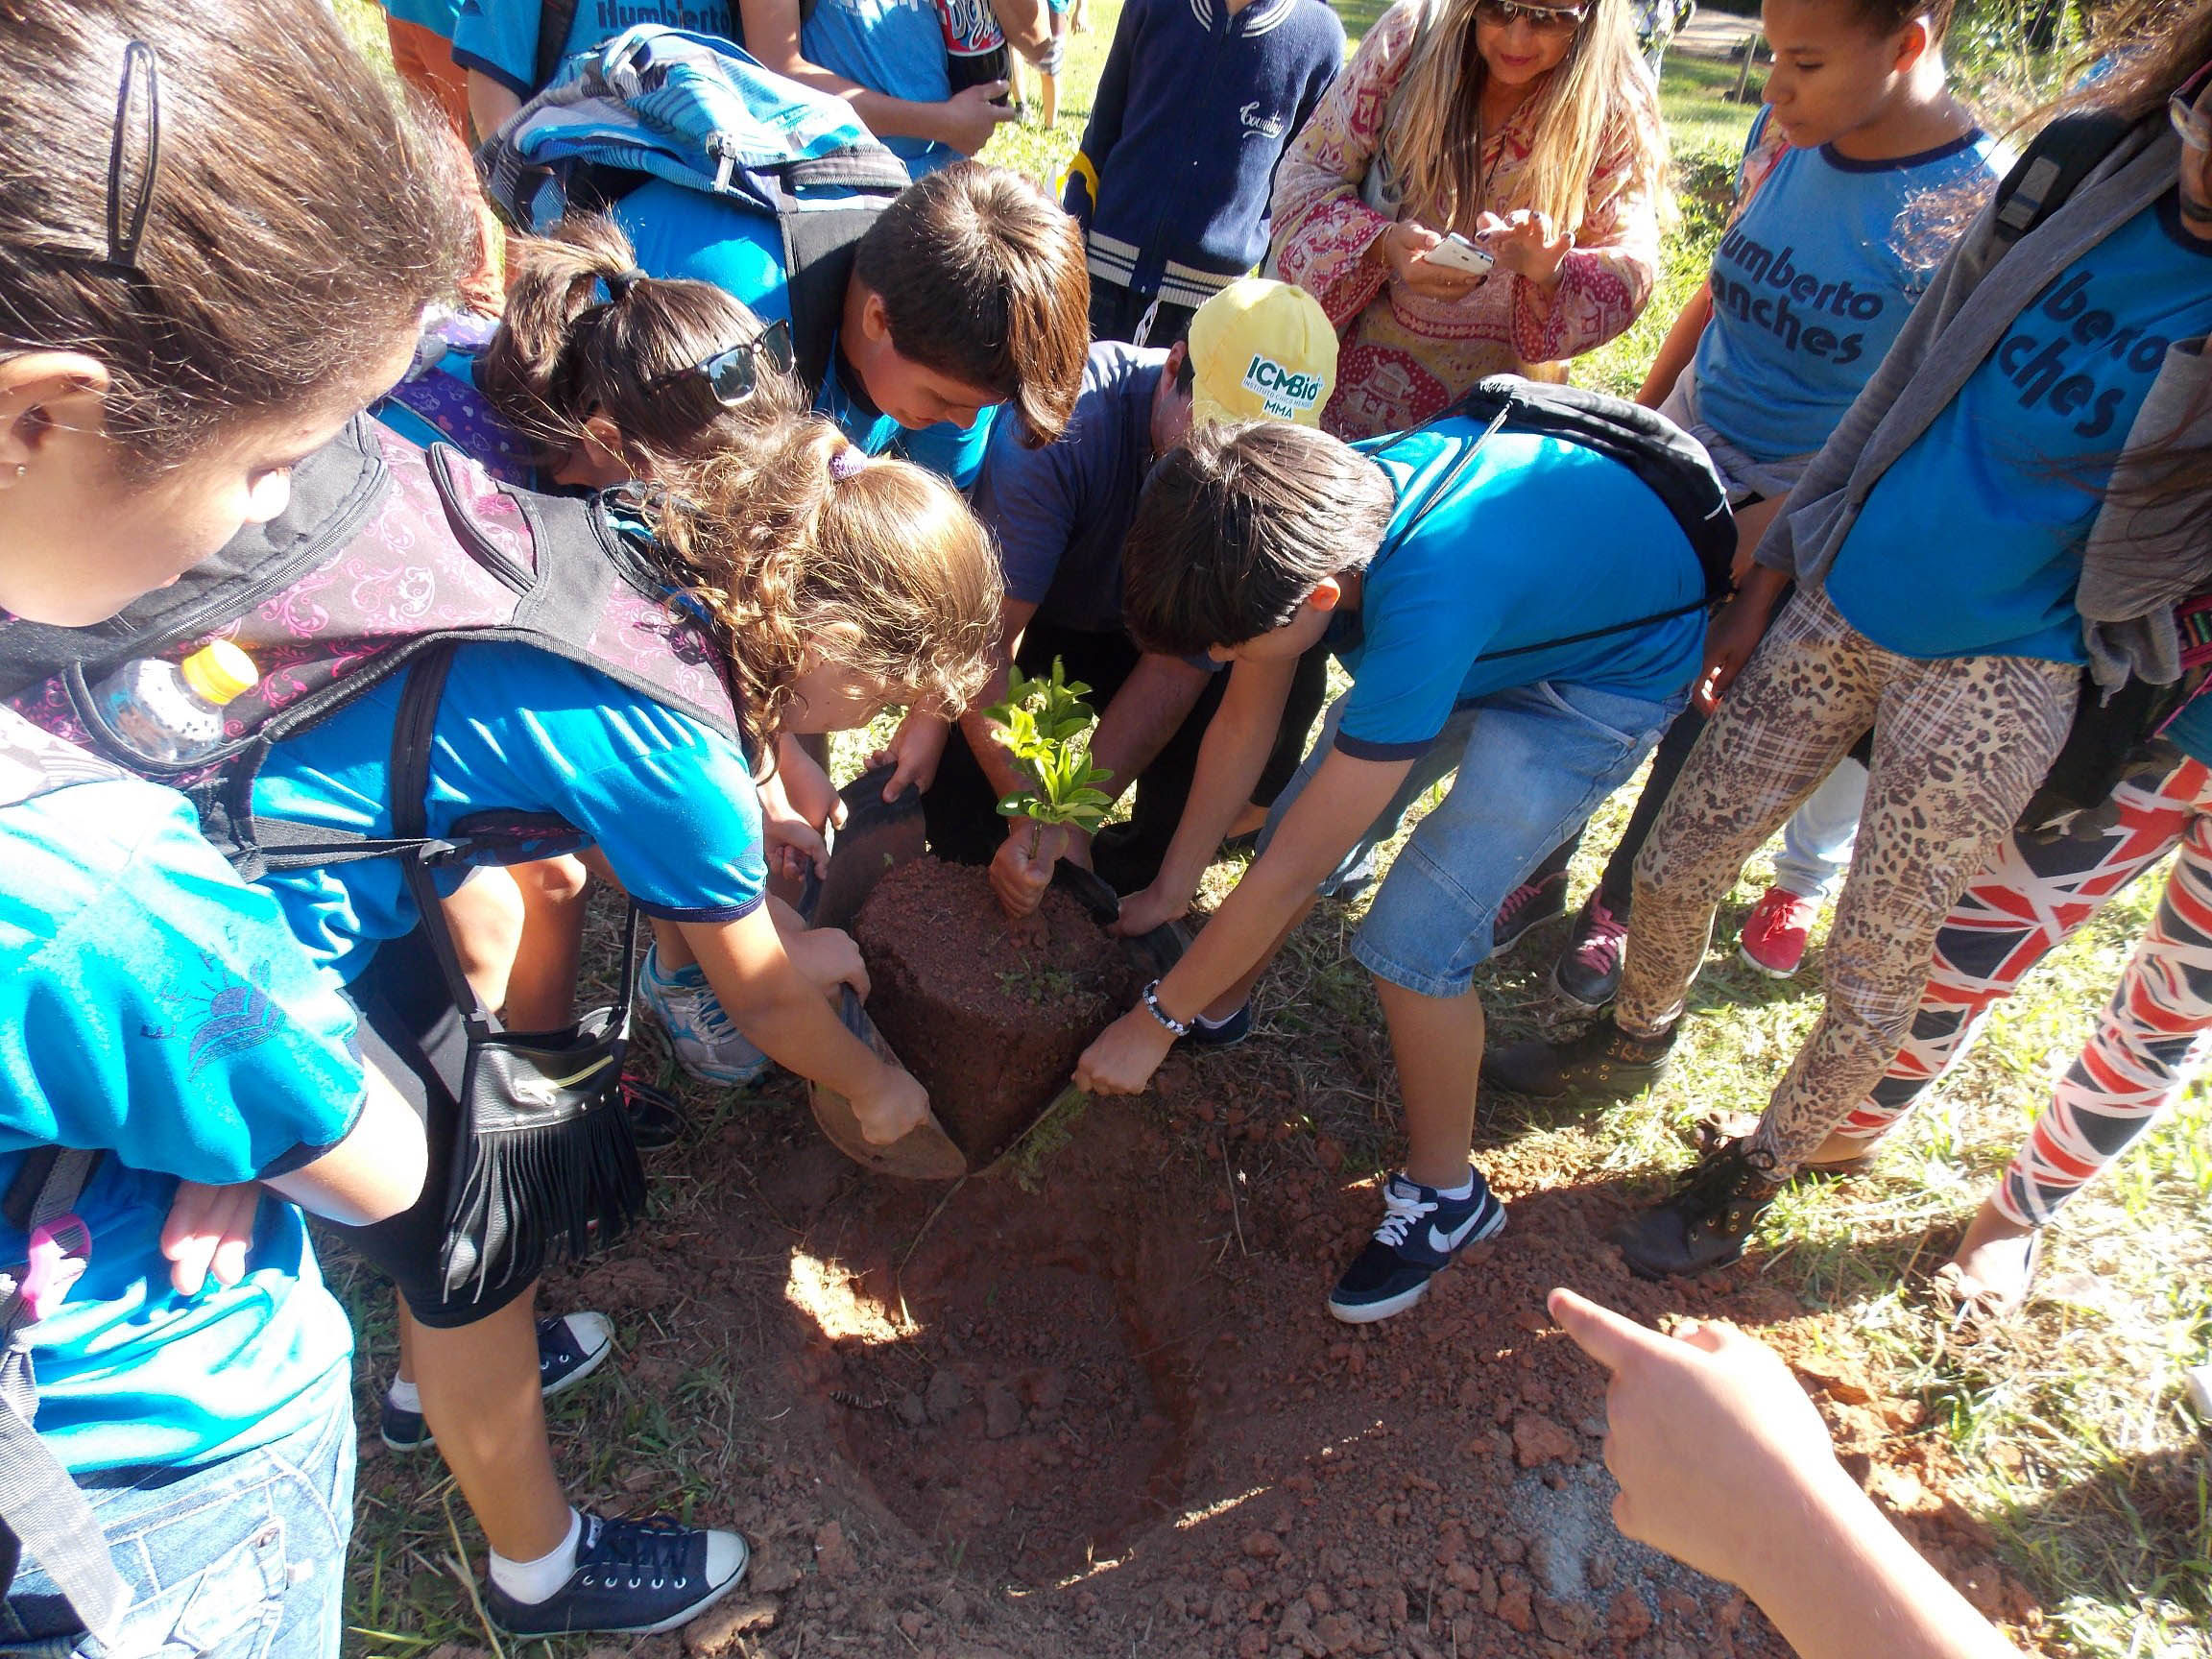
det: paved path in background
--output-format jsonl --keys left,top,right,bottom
{"left": 1672, "top": 8, "right": 1762, "bottom": 60}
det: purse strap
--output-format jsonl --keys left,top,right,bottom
{"left": 387, "top": 646, "right": 643, "bottom": 1040}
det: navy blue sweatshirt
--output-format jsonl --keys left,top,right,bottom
{"left": 1064, "top": 0, "right": 1343, "bottom": 313}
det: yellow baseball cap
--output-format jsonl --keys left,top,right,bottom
{"left": 1187, "top": 277, "right": 1338, "bottom": 429}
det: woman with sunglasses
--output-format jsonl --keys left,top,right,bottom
{"left": 1268, "top": 0, "right": 1666, "bottom": 440}
{"left": 1490, "top": 0, "right": 2212, "bottom": 1283}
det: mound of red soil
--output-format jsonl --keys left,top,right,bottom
{"left": 854, "top": 857, "right": 1142, "bottom": 1164}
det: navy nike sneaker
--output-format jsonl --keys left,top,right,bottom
{"left": 1327, "top": 1169, "right": 1507, "bottom": 1324}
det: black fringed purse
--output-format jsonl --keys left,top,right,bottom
{"left": 390, "top": 648, "right": 650, "bottom": 1304}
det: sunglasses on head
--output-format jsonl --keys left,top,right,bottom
{"left": 654, "top": 319, "right": 796, "bottom": 405}
{"left": 1475, "top": 0, "right": 1590, "bottom": 34}
{"left": 2172, "top": 61, "right": 2212, "bottom": 153}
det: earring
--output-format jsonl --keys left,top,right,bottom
{"left": 11, "top": 465, "right": 22, "bottom": 479}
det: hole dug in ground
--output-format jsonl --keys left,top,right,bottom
{"left": 793, "top": 1113, "right": 1220, "bottom": 1584}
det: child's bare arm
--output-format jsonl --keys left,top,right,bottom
{"left": 1115, "top": 655, "right": 1295, "bottom": 934}
{"left": 1551, "top": 1289, "right": 2023, "bottom": 1659}
{"left": 1078, "top": 744, "right": 1408, "bottom": 1096}
{"left": 681, "top": 906, "right": 926, "bottom": 1142}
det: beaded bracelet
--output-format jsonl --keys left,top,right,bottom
{"left": 1141, "top": 978, "right": 1190, "bottom": 1038}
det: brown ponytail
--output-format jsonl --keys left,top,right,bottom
{"left": 476, "top": 213, "right": 805, "bottom": 483}
{"left": 649, "top": 420, "right": 1002, "bottom": 760}
{"left": 0, "top": 0, "right": 473, "bottom": 472}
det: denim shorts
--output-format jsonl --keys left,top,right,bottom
{"left": 1262, "top": 679, "right": 1687, "bottom": 998}
{"left": 0, "top": 1370, "right": 355, "bottom": 1659}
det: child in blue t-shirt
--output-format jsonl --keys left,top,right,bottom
{"left": 1500, "top": 0, "right": 2000, "bottom": 1011}
{"left": 455, "top": 0, "right": 745, "bottom": 136}
{"left": 1490, "top": 37, "right": 2212, "bottom": 1285}
{"left": 733, "top": 0, "right": 1022, "bottom": 174}
{"left": 1071, "top": 418, "right": 1704, "bottom": 1325}
{"left": 616, "top": 161, "right": 1091, "bottom": 489}
{"left": 376, "top": 212, "right": 843, "bottom": 1084}
{"left": 237, "top": 411, "right": 999, "bottom": 1639}
{"left": 0, "top": 5, "right": 451, "bottom": 1649}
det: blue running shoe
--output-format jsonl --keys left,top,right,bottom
{"left": 638, "top": 945, "right": 770, "bottom": 1087}
{"left": 1327, "top": 1170, "right": 1507, "bottom": 1324}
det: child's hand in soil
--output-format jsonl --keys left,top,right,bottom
{"left": 871, "top": 709, "right": 952, "bottom": 799}
{"left": 991, "top": 820, "right": 1070, "bottom": 920}
{"left": 785, "top": 926, "right": 872, "bottom": 1002}
{"left": 1109, "top": 881, "right": 1188, "bottom": 938}
{"left": 853, "top": 1063, "right": 931, "bottom": 1144}
{"left": 1074, "top": 1005, "right": 1176, "bottom": 1096}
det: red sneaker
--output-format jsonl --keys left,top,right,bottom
{"left": 1739, "top": 887, "right": 1817, "bottom": 977}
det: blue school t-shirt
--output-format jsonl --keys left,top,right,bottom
{"left": 0, "top": 765, "right": 362, "bottom": 1473}
{"left": 801, "top": 0, "right": 958, "bottom": 176}
{"left": 1328, "top": 424, "right": 1705, "bottom": 759}
{"left": 1826, "top": 190, "right": 2212, "bottom": 664}
{"left": 451, "top": 0, "right": 743, "bottom": 96}
{"left": 252, "top": 643, "right": 766, "bottom": 985}
{"left": 617, "top": 178, "right": 998, "bottom": 490}
{"left": 1696, "top": 109, "right": 1998, "bottom": 464}
{"left": 384, "top": 0, "right": 464, "bottom": 36}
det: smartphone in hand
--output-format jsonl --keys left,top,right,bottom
{"left": 1424, "top": 231, "right": 1495, "bottom": 277}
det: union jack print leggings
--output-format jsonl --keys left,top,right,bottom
{"left": 1833, "top": 740, "right": 2212, "bottom": 1227}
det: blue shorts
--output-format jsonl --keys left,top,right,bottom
{"left": 1262, "top": 679, "right": 1687, "bottom": 998}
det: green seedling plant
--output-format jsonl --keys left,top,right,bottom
{"left": 988, "top": 657, "right": 1114, "bottom": 859}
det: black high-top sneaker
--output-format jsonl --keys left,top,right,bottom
{"left": 1609, "top": 1136, "right": 1785, "bottom": 1278}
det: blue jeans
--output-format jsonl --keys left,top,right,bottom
{"left": 0, "top": 1371, "right": 355, "bottom": 1659}
{"left": 1771, "top": 757, "right": 1868, "bottom": 902}
{"left": 1262, "top": 680, "right": 1686, "bottom": 998}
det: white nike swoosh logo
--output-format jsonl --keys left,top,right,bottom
{"left": 1428, "top": 1209, "right": 1489, "bottom": 1255}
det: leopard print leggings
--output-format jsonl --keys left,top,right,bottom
{"left": 1615, "top": 585, "right": 2080, "bottom": 1173}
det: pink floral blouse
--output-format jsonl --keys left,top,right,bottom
{"left": 1269, "top": 0, "right": 1665, "bottom": 439}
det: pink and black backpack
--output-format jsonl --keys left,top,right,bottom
{"left": 0, "top": 417, "right": 745, "bottom": 1309}
{"left": 1, "top": 415, "right": 740, "bottom": 878}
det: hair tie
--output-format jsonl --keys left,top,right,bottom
{"left": 829, "top": 445, "right": 867, "bottom": 482}
{"left": 604, "top": 265, "right": 650, "bottom": 301}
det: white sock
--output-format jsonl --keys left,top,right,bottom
{"left": 385, "top": 1379, "right": 421, "bottom": 1413}
{"left": 1421, "top": 1171, "right": 1475, "bottom": 1201}
{"left": 489, "top": 1509, "right": 584, "bottom": 1605}
{"left": 1193, "top": 1006, "right": 1241, "bottom": 1030}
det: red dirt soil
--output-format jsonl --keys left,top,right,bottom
{"left": 854, "top": 857, "right": 1142, "bottom": 1164}
{"left": 507, "top": 1028, "right": 2042, "bottom": 1659}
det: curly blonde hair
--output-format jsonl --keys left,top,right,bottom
{"left": 650, "top": 420, "right": 1003, "bottom": 761}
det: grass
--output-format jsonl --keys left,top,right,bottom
{"left": 331, "top": 9, "right": 2207, "bottom": 1657}
{"left": 1220, "top": 755, "right": 2212, "bottom": 1659}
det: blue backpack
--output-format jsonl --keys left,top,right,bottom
{"left": 478, "top": 25, "right": 912, "bottom": 393}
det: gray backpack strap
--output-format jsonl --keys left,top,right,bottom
{"left": 0, "top": 1148, "right": 129, "bottom": 1645}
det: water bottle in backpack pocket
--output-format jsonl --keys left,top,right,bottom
{"left": 89, "top": 641, "right": 258, "bottom": 766}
